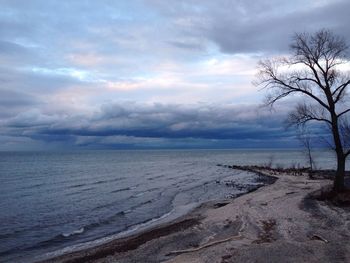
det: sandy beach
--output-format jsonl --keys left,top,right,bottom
{"left": 42, "top": 167, "right": 350, "bottom": 263}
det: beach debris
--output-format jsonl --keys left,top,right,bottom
{"left": 166, "top": 217, "right": 247, "bottom": 257}
{"left": 214, "top": 202, "right": 230, "bottom": 208}
{"left": 310, "top": 234, "right": 329, "bottom": 243}
{"left": 166, "top": 235, "right": 243, "bottom": 256}
{"left": 286, "top": 191, "right": 296, "bottom": 195}
{"left": 301, "top": 186, "right": 312, "bottom": 190}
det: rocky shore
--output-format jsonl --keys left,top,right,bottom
{"left": 43, "top": 166, "right": 350, "bottom": 263}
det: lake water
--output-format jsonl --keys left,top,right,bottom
{"left": 0, "top": 149, "right": 344, "bottom": 262}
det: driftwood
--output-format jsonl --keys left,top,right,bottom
{"left": 166, "top": 235, "right": 243, "bottom": 256}
{"left": 310, "top": 234, "right": 329, "bottom": 243}
{"left": 285, "top": 191, "right": 296, "bottom": 195}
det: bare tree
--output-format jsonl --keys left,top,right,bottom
{"left": 297, "top": 127, "right": 315, "bottom": 171}
{"left": 256, "top": 29, "right": 350, "bottom": 192}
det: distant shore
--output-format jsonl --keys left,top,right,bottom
{"left": 41, "top": 166, "right": 350, "bottom": 263}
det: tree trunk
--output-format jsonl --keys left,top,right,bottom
{"left": 308, "top": 147, "right": 313, "bottom": 171}
{"left": 328, "top": 105, "right": 346, "bottom": 192}
{"left": 333, "top": 154, "right": 346, "bottom": 192}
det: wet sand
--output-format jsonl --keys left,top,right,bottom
{"left": 42, "top": 167, "right": 350, "bottom": 263}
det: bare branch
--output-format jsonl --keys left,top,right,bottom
{"left": 333, "top": 80, "right": 350, "bottom": 103}
{"left": 288, "top": 103, "right": 331, "bottom": 126}
{"left": 338, "top": 108, "right": 350, "bottom": 118}
{"left": 257, "top": 59, "right": 331, "bottom": 109}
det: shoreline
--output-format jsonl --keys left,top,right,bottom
{"left": 38, "top": 167, "right": 276, "bottom": 263}
{"left": 41, "top": 167, "right": 350, "bottom": 263}
{"left": 37, "top": 202, "right": 199, "bottom": 262}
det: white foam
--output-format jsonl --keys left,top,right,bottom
{"left": 39, "top": 202, "right": 199, "bottom": 262}
{"left": 62, "top": 227, "right": 84, "bottom": 238}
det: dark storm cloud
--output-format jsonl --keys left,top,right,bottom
{"left": 1, "top": 102, "right": 301, "bottom": 149}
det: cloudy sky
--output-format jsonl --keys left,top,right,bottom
{"left": 0, "top": 0, "right": 349, "bottom": 150}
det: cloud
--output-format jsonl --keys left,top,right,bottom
{"left": 147, "top": 0, "right": 350, "bottom": 55}
{"left": 0, "top": 101, "right": 303, "bottom": 149}
{"left": 0, "top": 0, "right": 347, "bottom": 149}
{"left": 208, "top": 1, "right": 350, "bottom": 54}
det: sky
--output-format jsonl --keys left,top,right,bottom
{"left": 0, "top": 0, "right": 349, "bottom": 150}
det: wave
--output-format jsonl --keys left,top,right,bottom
{"left": 147, "top": 174, "right": 165, "bottom": 180}
{"left": 34, "top": 210, "right": 126, "bottom": 249}
{"left": 66, "top": 187, "right": 94, "bottom": 196}
{"left": 110, "top": 187, "right": 131, "bottom": 193}
{"left": 20, "top": 182, "right": 45, "bottom": 190}
{"left": 0, "top": 220, "right": 70, "bottom": 241}
{"left": 61, "top": 227, "right": 84, "bottom": 238}
{"left": 131, "top": 186, "right": 160, "bottom": 198}
{"left": 38, "top": 209, "right": 176, "bottom": 262}
{"left": 68, "top": 183, "right": 87, "bottom": 189}
{"left": 113, "top": 210, "right": 173, "bottom": 239}
{"left": 83, "top": 211, "right": 127, "bottom": 232}
{"left": 93, "top": 176, "right": 128, "bottom": 186}
{"left": 134, "top": 192, "right": 145, "bottom": 197}
{"left": 61, "top": 176, "right": 128, "bottom": 190}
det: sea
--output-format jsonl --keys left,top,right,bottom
{"left": 0, "top": 149, "right": 345, "bottom": 262}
